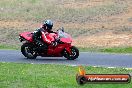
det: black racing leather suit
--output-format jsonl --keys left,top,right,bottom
{"left": 32, "top": 28, "right": 55, "bottom": 50}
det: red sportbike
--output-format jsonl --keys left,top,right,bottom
{"left": 19, "top": 28, "right": 79, "bottom": 60}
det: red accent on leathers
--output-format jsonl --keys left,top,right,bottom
{"left": 41, "top": 31, "right": 56, "bottom": 44}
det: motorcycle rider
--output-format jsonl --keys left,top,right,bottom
{"left": 33, "top": 20, "right": 57, "bottom": 50}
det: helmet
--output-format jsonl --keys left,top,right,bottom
{"left": 43, "top": 20, "right": 53, "bottom": 31}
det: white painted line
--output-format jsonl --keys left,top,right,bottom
{"left": 107, "top": 67, "right": 116, "bottom": 68}
{"left": 70, "top": 64, "right": 77, "bottom": 67}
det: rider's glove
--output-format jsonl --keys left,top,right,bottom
{"left": 55, "top": 38, "right": 60, "bottom": 42}
{"left": 36, "top": 41, "right": 44, "bottom": 47}
{"left": 51, "top": 41, "right": 57, "bottom": 46}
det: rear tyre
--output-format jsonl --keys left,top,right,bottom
{"left": 63, "top": 46, "right": 79, "bottom": 60}
{"left": 21, "top": 43, "right": 37, "bottom": 59}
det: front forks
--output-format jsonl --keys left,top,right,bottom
{"left": 65, "top": 45, "right": 72, "bottom": 55}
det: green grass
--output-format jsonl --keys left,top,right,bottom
{"left": 0, "top": 62, "right": 132, "bottom": 88}
{"left": 0, "top": 44, "right": 19, "bottom": 50}
{"left": 79, "top": 47, "right": 101, "bottom": 52}
{"left": 100, "top": 47, "right": 132, "bottom": 53}
{"left": 79, "top": 47, "right": 132, "bottom": 53}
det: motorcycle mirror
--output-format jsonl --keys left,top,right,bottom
{"left": 61, "top": 27, "right": 64, "bottom": 32}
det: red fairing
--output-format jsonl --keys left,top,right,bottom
{"left": 60, "top": 33, "right": 72, "bottom": 43}
{"left": 19, "top": 32, "right": 33, "bottom": 42}
{"left": 47, "top": 43, "right": 71, "bottom": 57}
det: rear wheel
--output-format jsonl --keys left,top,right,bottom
{"left": 63, "top": 46, "right": 79, "bottom": 60}
{"left": 21, "top": 43, "right": 37, "bottom": 59}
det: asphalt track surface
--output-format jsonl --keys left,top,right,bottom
{"left": 0, "top": 50, "right": 132, "bottom": 68}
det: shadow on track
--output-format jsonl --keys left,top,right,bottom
{"left": 21, "top": 57, "right": 78, "bottom": 63}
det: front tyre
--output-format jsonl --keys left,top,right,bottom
{"left": 21, "top": 43, "right": 37, "bottom": 59}
{"left": 63, "top": 46, "right": 79, "bottom": 60}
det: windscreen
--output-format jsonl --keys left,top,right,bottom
{"left": 58, "top": 30, "right": 68, "bottom": 38}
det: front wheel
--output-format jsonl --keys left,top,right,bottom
{"left": 21, "top": 43, "right": 37, "bottom": 59}
{"left": 63, "top": 46, "right": 79, "bottom": 60}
